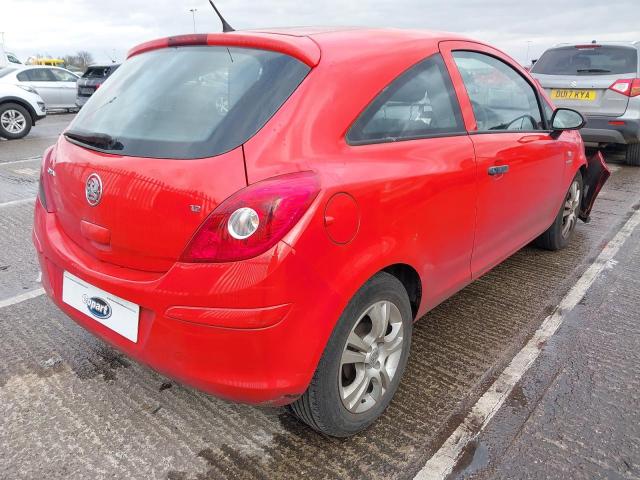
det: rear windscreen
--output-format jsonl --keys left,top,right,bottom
{"left": 532, "top": 45, "right": 638, "bottom": 76}
{"left": 67, "top": 46, "right": 310, "bottom": 159}
{"left": 82, "top": 67, "right": 112, "bottom": 78}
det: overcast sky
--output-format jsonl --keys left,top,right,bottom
{"left": 1, "top": 0, "right": 638, "bottom": 65}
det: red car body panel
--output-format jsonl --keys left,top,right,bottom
{"left": 33, "top": 28, "right": 608, "bottom": 406}
{"left": 45, "top": 140, "right": 248, "bottom": 271}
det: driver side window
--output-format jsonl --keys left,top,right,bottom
{"left": 452, "top": 51, "right": 543, "bottom": 132}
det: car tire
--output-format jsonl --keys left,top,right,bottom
{"left": 626, "top": 143, "right": 640, "bottom": 166}
{"left": 535, "top": 171, "right": 583, "bottom": 251}
{"left": 0, "top": 103, "right": 32, "bottom": 140}
{"left": 288, "top": 272, "right": 412, "bottom": 437}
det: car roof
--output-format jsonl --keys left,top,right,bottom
{"left": 250, "top": 26, "right": 469, "bottom": 56}
{"left": 13, "top": 65, "right": 67, "bottom": 71}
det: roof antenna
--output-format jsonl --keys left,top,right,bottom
{"left": 208, "top": 0, "right": 235, "bottom": 32}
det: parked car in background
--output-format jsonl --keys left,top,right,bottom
{"left": 0, "top": 44, "right": 22, "bottom": 67}
{"left": 0, "top": 65, "right": 79, "bottom": 112}
{"left": 0, "top": 75, "right": 46, "bottom": 139}
{"left": 76, "top": 64, "right": 120, "bottom": 107}
{"left": 66, "top": 66, "right": 85, "bottom": 76}
{"left": 531, "top": 41, "right": 640, "bottom": 165}
{"left": 34, "top": 29, "right": 609, "bottom": 437}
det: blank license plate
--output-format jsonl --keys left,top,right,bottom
{"left": 551, "top": 89, "right": 597, "bottom": 101}
{"left": 62, "top": 271, "right": 140, "bottom": 342}
{"left": 79, "top": 88, "right": 94, "bottom": 95}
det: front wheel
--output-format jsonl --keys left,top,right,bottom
{"left": 535, "top": 172, "right": 583, "bottom": 251}
{"left": 288, "top": 272, "right": 412, "bottom": 437}
{"left": 0, "top": 103, "right": 32, "bottom": 140}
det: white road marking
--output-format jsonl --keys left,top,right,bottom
{"left": 13, "top": 167, "right": 39, "bottom": 176}
{"left": 0, "top": 288, "right": 45, "bottom": 309}
{"left": 414, "top": 207, "right": 640, "bottom": 480}
{"left": 0, "top": 197, "right": 36, "bottom": 209}
{"left": 0, "top": 156, "right": 41, "bottom": 166}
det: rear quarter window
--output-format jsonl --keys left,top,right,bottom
{"left": 532, "top": 46, "right": 638, "bottom": 76}
{"left": 347, "top": 54, "right": 465, "bottom": 145}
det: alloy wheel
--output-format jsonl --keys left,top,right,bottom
{"left": 339, "top": 300, "right": 404, "bottom": 413}
{"left": 562, "top": 179, "right": 581, "bottom": 238}
{"left": 0, "top": 109, "right": 27, "bottom": 135}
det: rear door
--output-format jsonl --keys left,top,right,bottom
{"left": 50, "top": 68, "right": 79, "bottom": 109}
{"left": 440, "top": 42, "right": 568, "bottom": 278}
{"left": 18, "top": 68, "right": 60, "bottom": 107}
{"left": 532, "top": 45, "right": 638, "bottom": 117}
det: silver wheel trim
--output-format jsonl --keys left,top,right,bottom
{"left": 562, "top": 180, "right": 581, "bottom": 238}
{"left": 0, "top": 109, "right": 27, "bottom": 134}
{"left": 339, "top": 300, "right": 404, "bottom": 414}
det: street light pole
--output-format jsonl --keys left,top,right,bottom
{"left": 526, "top": 40, "right": 532, "bottom": 66}
{"left": 189, "top": 8, "right": 198, "bottom": 33}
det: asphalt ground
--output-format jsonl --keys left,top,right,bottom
{"left": 457, "top": 207, "right": 640, "bottom": 480}
{"left": 0, "top": 115, "right": 638, "bottom": 479}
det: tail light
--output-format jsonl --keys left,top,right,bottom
{"left": 608, "top": 79, "right": 640, "bottom": 97}
{"left": 38, "top": 172, "right": 49, "bottom": 211}
{"left": 181, "top": 172, "right": 320, "bottom": 263}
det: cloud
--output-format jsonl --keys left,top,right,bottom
{"left": 1, "top": 0, "right": 638, "bottom": 64}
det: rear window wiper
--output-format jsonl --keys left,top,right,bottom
{"left": 576, "top": 68, "right": 611, "bottom": 73}
{"left": 64, "top": 130, "right": 124, "bottom": 151}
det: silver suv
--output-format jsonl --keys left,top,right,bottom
{"left": 532, "top": 41, "right": 640, "bottom": 165}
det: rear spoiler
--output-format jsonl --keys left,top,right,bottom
{"left": 127, "top": 33, "right": 321, "bottom": 67}
{"left": 579, "top": 151, "right": 610, "bottom": 222}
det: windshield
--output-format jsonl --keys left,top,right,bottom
{"left": 532, "top": 45, "right": 638, "bottom": 76}
{"left": 67, "top": 46, "right": 310, "bottom": 159}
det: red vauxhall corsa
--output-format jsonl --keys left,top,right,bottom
{"left": 33, "top": 27, "right": 610, "bottom": 437}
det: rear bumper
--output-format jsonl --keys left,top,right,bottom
{"left": 581, "top": 116, "right": 640, "bottom": 145}
{"left": 75, "top": 96, "right": 89, "bottom": 107}
{"left": 32, "top": 200, "right": 343, "bottom": 406}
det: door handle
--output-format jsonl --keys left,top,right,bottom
{"left": 488, "top": 165, "right": 509, "bottom": 176}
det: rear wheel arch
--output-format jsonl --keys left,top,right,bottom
{"left": 382, "top": 263, "right": 422, "bottom": 319}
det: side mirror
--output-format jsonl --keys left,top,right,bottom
{"left": 551, "top": 108, "right": 586, "bottom": 131}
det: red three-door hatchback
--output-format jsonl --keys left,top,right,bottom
{"left": 32, "top": 27, "right": 610, "bottom": 437}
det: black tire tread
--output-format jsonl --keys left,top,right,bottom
{"left": 626, "top": 143, "right": 640, "bottom": 166}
